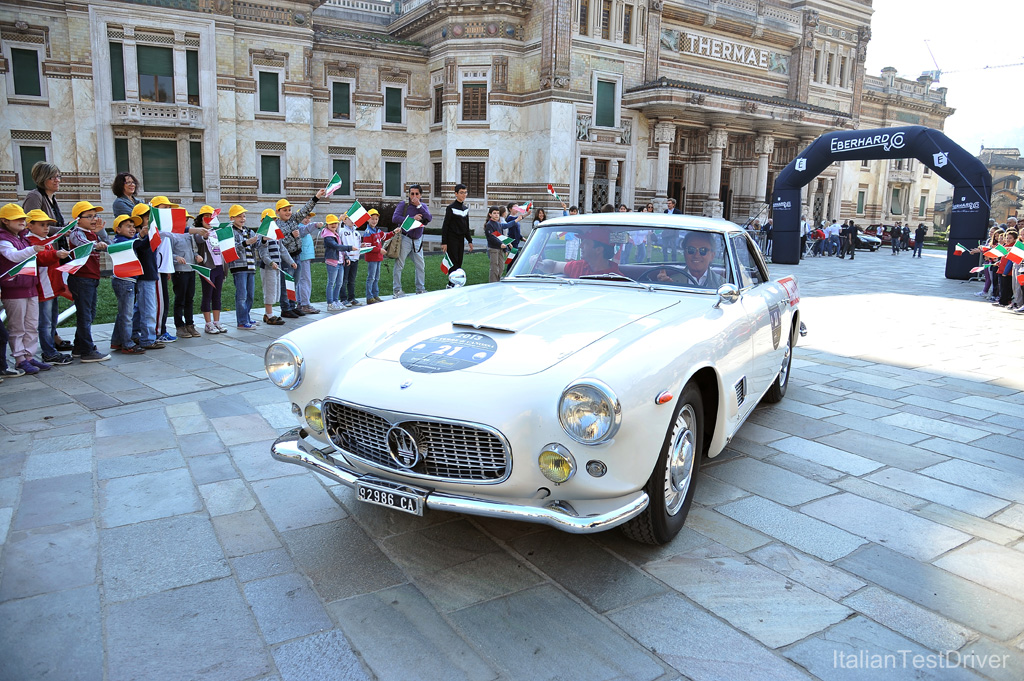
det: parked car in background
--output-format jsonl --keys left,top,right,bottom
{"left": 867, "top": 225, "right": 915, "bottom": 249}
{"left": 265, "top": 214, "right": 804, "bottom": 545}
{"left": 854, "top": 232, "right": 882, "bottom": 251}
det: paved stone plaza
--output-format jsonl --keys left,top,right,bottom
{"left": 2, "top": 249, "right": 1024, "bottom": 681}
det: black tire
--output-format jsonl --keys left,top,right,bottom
{"left": 763, "top": 324, "right": 796, "bottom": 404}
{"left": 621, "top": 384, "right": 703, "bottom": 545}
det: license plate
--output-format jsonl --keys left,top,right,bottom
{"left": 355, "top": 479, "right": 426, "bottom": 516}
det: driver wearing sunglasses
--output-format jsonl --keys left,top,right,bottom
{"left": 654, "top": 230, "right": 725, "bottom": 289}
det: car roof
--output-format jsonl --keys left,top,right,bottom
{"left": 541, "top": 212, "right": 747, "bottom": 234}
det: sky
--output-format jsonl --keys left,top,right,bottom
{"left": 864, "top": 0, "right": 1024, "bottom": 158}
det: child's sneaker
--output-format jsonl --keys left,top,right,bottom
{"left": 237, "top": 322, "right": 256, "bottom": 330}
{"left": 214, "top": 322, "right": 228, "bottom": 333}
{"left": 120, "top": 345, "right": 147, "bottom": 355}
{"left": 28, "top": 358, "right": 52, "bottom": 371}
{"left": 205, "top": 322, "right": 220, "bottom": 334}
{"left": 16, "top": 360, "right": 40, "bottom": 375}
{"left": 341, "top": 300, "right": 351, "bottom": 308}
{"left": 0, "top": 365, "right": 25, "bottom": 378}
{"left": 80, "top": 351, "right": 111, "bottom": 363}
{"left": 42, "top": 353, "right": 73, "bottom": 366}
{"left": 158, "top": 332, "right": 177, "bottom": 343}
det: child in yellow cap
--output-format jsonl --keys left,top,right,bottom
{"left": 24, "top": 209, "right": 72, "bottom": 365}
{"left": 66, "top": 201, "right": 111, "bottom": 362}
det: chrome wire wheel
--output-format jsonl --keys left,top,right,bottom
{"left": 664, "top": 404, "right": 696, "bottom": 516}
{"left": 778, "top": 337, "right": 792, "bottom": 387}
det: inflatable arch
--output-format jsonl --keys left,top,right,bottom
{"left": 770, "top": 126, "right": 992, "bottom": 279}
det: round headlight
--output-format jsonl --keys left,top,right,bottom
{"left": 265, "top": 340, "right": 304, "bottom": 390}
{"left": 304, "top": 400, "right": 324, "bottom": 433}
{"left": 539, "top": 444, "right": 576, "bottom": 484}
{"left": 558, "top": 380, "right": 621, "bottom": 444}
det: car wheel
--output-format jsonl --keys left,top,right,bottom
{"left": 871, "top": 246, "right": 878, "bottom": 252}
{"left": 621, "top": 384, "right": 703, "bottom": 545}
{"left": 763, "top": 325, "right": 796, "bottom": 404}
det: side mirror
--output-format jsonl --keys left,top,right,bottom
{"left": 448, "top": 268, "right": 467, "bottom": 288}
{"left": 713, "top": 283, "right": 740, "bottom": 308}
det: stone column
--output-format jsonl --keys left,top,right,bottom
{"left": 173, "top": 31, "right": 188, "bottom": 105}
{"left": 583, "top": 157, "right": 596, "bottom": 213}
{"left": 653, "top": 121, "right": 674, "bottom": 212}
{"left": 608, "top": 159, "right": 619, "bottom": 208}
{"left": 754, "top": 134, "right": 775, "bottom": 204}
{"left": 122, "top": 26, "right": 140, "bottom": 101}
{"left": 703, "top": 127, "right": 728, "bottom": 218}
{"left": 822, "top": 178, "right": 833, "bottom": 221}
{"left": 177, "top": 135, "right": 191, "bottom": 196}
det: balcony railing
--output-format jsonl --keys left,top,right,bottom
{"left": 111, "top": 102, "right": 202, "bottom": 127}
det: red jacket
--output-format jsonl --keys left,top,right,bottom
{"left": 361, "top": 229, "right": 385, "bottom": 263}
{"left": 0, "top": 229, "right": 59, "bottom": 299}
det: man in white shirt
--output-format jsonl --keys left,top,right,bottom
{"left": 799, "top": 215, "right": 809, "bottom": 259}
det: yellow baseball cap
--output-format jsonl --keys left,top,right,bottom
{"left": 261, "top": 208, "right": 277, "bottom": 221}
{"left": 228, "top": 205, "right": 247, "bottom": 218}
{"left": 198, "top": 205, "right": 215, "bottom": 217}
{"left": 131, "top": 204, "right": 150, "bottom": 218}
{"left": 325, "top": 214, "right": 340, "bottom": 225}
{"left": 367, "top": 209, "right": 380, "bottom": 216}
{"left": 275, "top": 199, "right": 292, "bottom": 211}
{"left": 71, "top": 201, "right": 104, "bottom": 218}
{"left": 0, "top": 204, "right": 29, "bottom": 221}
{"left": 113, "top": 214, "right": 135, "bottom": 230}
{"left": 25, "top": 209, "right": 55, "bottom": 223}
{"left": 150, "top": 196, "right": 177, "bottom": 208}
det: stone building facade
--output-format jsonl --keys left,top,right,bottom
{"left": 1, "top": 0, "right": 953, "bottom": 226}
{"left": 978, "top": 147, "right": 1023, "bottom": 224}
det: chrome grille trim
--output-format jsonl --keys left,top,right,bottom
{"left": 322, "top": 399, "right": 511, "bottom": 484}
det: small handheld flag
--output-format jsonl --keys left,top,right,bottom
{"left": 190, "top": 263, "right": 214, "bottom": 286}
{"left": 148, "top": 227, "right": 162, "bottom": 252}
{"left": 153, "top": 207, "right": 188, "bottom": 234}
{"left": 953, "top": 243, "right": 968, "bottom": 256}
{"left": 970, "top": 266, "right": 987, "bottom": 273}
{"left": 547, "top": 184, "right": 563, "bottom": 204}
{"left": 203, "top": 209, "right": 222, "bottom": 228}
{"left": 108, "top": 240, "right": 143, "bottom": 278}
{"left": 27, "top": 221, "right": 75, "bottom": 247}
{"left": 1, "top": 254, "right": 37, "bottom": 279}
{"left": 983, "top": 244, "right": 1009, "bottom": 259}
{"left": 441, "top": 252, "right": 453, "bottom": 275}
{"left": 282, "top": 271, "right": 296, "bottom": 301}
{"left": 1008, "top": 240, "right": 1024, "bottom": 265}
{"left": 400, "top": 216, "right": 422, "bottom": 233}
{"left": 358, "top": 245, "right": 374, "bottom": 256}
{"left": 57, "top": 242, "right": 95, "bottom": 274}
{"left": 347, "top": 201, "right": 369, "bottom": 227}
{"left": 257, "top": 215, "right": 283, "bottom": 240}
{"left": 325, "top": 173, "right": 344, "bottom": 198}
{"left": 214, "top": 226, "right": 239, "bottom": 263}
{"left": 505, "top": 245, "right": 518, "bottom": 265}
{"left": 1018, "top": 272, "right": 1024, "bottom": 285}
{"left": 493, "top": 232, "right": 514, "bottom": 247}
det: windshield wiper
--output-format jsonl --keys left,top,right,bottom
{"left": 508, "top": 273, "right": 566, "bottom": 281}
{"left": 578, "top": 273, "right": 653, "bottom": 291}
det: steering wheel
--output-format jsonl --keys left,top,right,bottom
{"left": 637, "top": 265, "right": 690, "bottom": 284}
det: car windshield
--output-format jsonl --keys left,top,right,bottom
{"left": 507, "top": 224, "right": 733, "bottom": 291}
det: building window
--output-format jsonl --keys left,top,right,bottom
{"left": 11, "top": 48, "right": 42, "bottom": 97}
{"left": 462, "top": 83, "right": 487, "bottom": 121}
{"left": 595, "top": 79, "right": 617, "bottom": 128}
{"left": 623, "top": 5, "right": 634, "bottom": 45}
{"left": 919, "top": 194, "right": 927, "bottom": 217}
{"left": 826, "top": 53, "right": 834, "bottom": 85}
{"left": 384, "top": 161, "right": 402, "bottom": 197}
{"left": 331, "top": 159, "right": 351, "bottom": 197}
{"left": 141, "top": 139, "right": 179, "bottom": 193}
{"left": 384, "top": 86, "right": 403, "bottom": 124}
{"left": 890, "top": 187, "right": 902, "bottom": 215}
{"left": 189, "top": 141, "right": 203, "bottom": 193}
{"left": 260, "top": 154, "right": 282, "bottom": 195}
{"left": 813, "top": 50, "right": 821, "bottom": 82}
{"left": 137, "top": 45, "right": 174, "bottom": 103}
{"left": 579, "top": 0, "right": 589, "bottom": 36}
{"left": 461, "top": 162, "right": 485, "bottom": 198}
{"left": 186, "top": 50, "right": 200, "bottom": 106}
{"left": 601, "top": 0, "right": 612, "bottom": 39}
{"left": 433, "top": 85, "right": 443, "bottom": 124}
{"left": 110, "top": 42, "right": 126, "bottom": 101}
{"left": 861, "top": 158, "right": 870, "bottom": 169}
{"left": 433, "top": 162, "right": 442, "bottom": 196}
{"left": 856, "top": 190, "right": 865, "bottom": 215}
{"left": 114, "top": 138, "right": 130, "bottom": 174}
{"left": 258, "top": 71, "right": 280, "bottom": 113}
{"left": 839, "top": 56, "right": 848, "bottom": 88}
{"left": 17, "top": 145, "right": 47, "bottom": 191}
{"left": 332, "top": 82, "right": 351, "bottom": 120}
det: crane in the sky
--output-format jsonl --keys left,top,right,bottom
{"left": 922, "top": 39, "right": 1024, "bottom": 81}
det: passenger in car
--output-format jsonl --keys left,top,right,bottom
{"left": 536, "top": 227, "right": 622, "bottom": 278}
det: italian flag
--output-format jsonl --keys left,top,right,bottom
{"left": 358, "top": 245, "right": 374, "bottom": 256}
{"left": 1, "top": 254, "right": 37, "bottom": 279}
{"left": 440, "top": 252, "right": 453, "bottom": 274}
{"left": 521, "top": 200, "right": 533, "bottom": 214}
{"left": 108, "top": 240, "right": 143, "bottom": 278}
{"left": 214, "top": 227, "right": 238, "bottom": 263}
{"left": 148, "top": 228, "right": 162, "bottom": 253}
{"left": 970, "top": 266, "right": 988, "bottom": 273}
{"left": 1018, "top": 272, "right": 1024, "bottom": 285}
{"left": 257, "top": 215, "right": 283, "bottom": 240}
{"left": 953, "top": 243, "right": 968, "bottom": 256}
{"left": 347, "top": 201, "right": 369, "bottom": 227}
{"left": 203, "top": 209, "right": 222, "bottom": 228}
{"left": 983, "top": 244, "right": 1009, "bottom": 259}
{"left": 1008, "top": 240, "right": 1024, "bottom": 264}
{"left": 400, "top": 216, "right": 422, "bottom": 233}
{"left": 57, "top": 242, "right": 95, "bottom": 274}
{"left": 325, "top": 172, "right": 344, "bottom": 197}
{"left": 493, "top": 232, "right": 514, "bottom": 247}
{"left": 190, "top": 263, "right": 214, "bottom": 286}
{"left": 505, "top": 245, "right": 518, "bottom": 265}
{"left": 282, "top": 271, "right": 296, "bottom": 301}
{"left": 153, "top": 207, "right": 188, "bottom": 234}
{"left": 547, "top": 184, "right": 563, "bottom": 203}
{"left": 27, "top": 221, "right": 75, "bottom": 247}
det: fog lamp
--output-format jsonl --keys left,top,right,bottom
{"left": 304, "top": 400, "right": 324, "bottom": 433}
{"left": 539, "top": 444, "right": 576, "bottom": 484}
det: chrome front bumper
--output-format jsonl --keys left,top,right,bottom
{"left": 271, "top": 428, "right": 649, "bottom": 534}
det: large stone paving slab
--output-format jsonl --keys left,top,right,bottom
{"left": 704, "top": 457, "right": 834, "bottom": 506}
{"left": 933, "top": 540, "right": 1024, "bottom": 601}
{"left": 0, "top": 520, "right": 97, "bottom": 600}
{"left": 98, "top": 466, "right": 203, "bottom": 528}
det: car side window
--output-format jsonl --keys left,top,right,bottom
{"left": 732, "top": 235, "right": 766, "bottom": 288}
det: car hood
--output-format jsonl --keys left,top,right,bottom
{"left": 364, "top": 282, "right": 682, "bottom": 376}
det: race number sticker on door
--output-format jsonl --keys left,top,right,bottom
{"left": 769, "top": 304, "right": 782, "bottom": 349}
{"left": 401, "top": 332, "right": 498, "bottom": 373}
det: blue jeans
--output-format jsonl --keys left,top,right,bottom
{"left": 66, "top": 276, "right": 98, "bottom": 356}
{"left": 134, "top": 279, "right": 158, "bottom": 346}
{"left": 233, "top": 270, "right": 255, "bottom": 325}
{"left": 326, "top": 263, "right": 343, "bottom": 304}
{"left": 110, "top": 278, "right": 138, "bottom": 349}
{"left": 914, "top": 241, "right": 923, "bottom": 257}
{"left": 343, "top": 260, "right": 359, "bottom": 302}
{"left": 38, "top": 297, "right": 57, "bottom": 357}
{"left": 365, "top": 260, "right": 380, "bottom": 300}
{"left": 279, "top": 268, "right": 298, "bottom": 311}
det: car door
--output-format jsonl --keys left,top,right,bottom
{"left": 732, "top": 234, "right": 783, "bottom": 399}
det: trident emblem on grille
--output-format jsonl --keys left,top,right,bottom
{"left": 386, "top": 426, "right": 421, "bottom": 469}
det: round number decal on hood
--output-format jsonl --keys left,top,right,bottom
{"left": 400, "top": 332, "right": 498, "bottom": 373}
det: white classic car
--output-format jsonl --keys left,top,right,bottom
{"left": 266, "top": 213, "right": 803, "bottom": 544}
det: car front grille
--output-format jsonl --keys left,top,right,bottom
{"left": 322, "top": 400, "right": 510, "bottom": 483}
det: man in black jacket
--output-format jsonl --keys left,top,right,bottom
{"left": 441, "top": 184, "right": 474, "bottom": 285}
